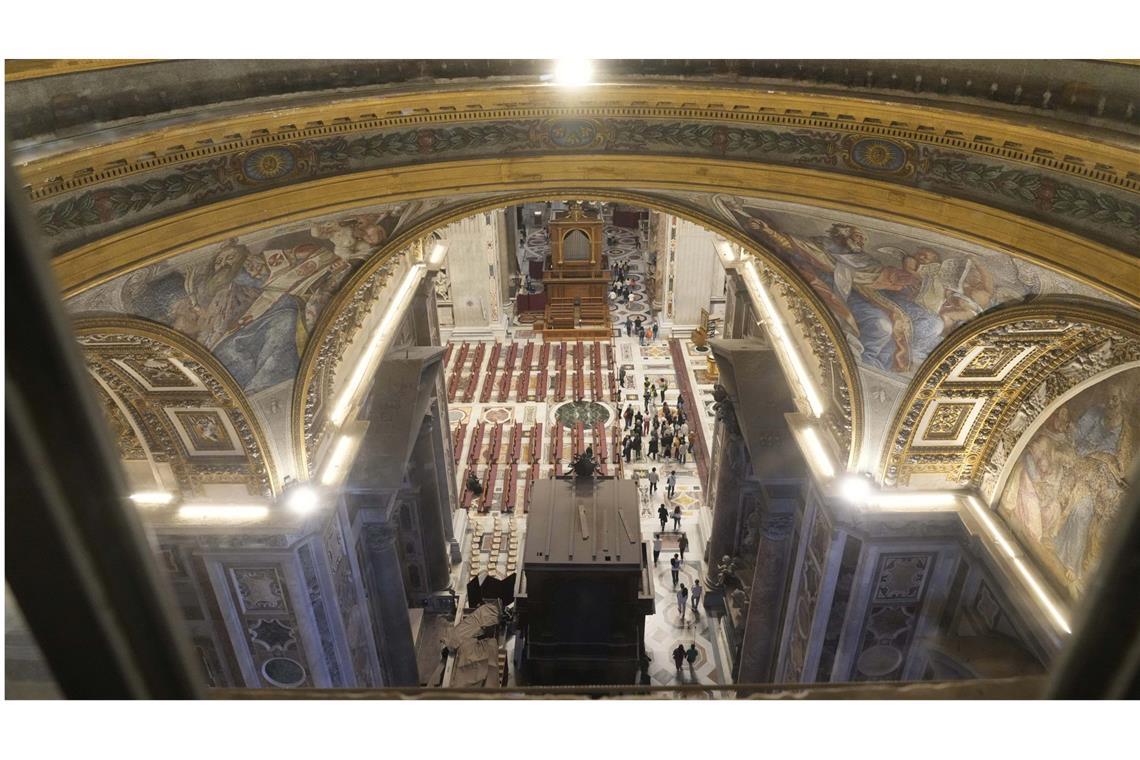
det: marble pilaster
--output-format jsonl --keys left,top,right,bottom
{"left": 360, "top": 520, "right": 419, "bottom": 686}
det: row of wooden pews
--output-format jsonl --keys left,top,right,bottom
{"left": 447, "top": 342, "right": 470, "bottom": 402}
{"left": 516, "top": 342, "right": 534, "bottom": 400}
{"left": 461, "top": 343, "right": 485, "bottom": 402}
{"left": 572, "top": 340, "right": 584, "bottom": 400}
{"left": 452, "top": 422, "right": 467, "bottom": 465}
{"left": 497, "top": 342, "right": 518, "bottom": 402}
{"left": 536, "top": 343, "right": 550, "bottom": 402}
{"left": 554, "top": 343, "right": 568, "bottom": 401}
{"left": 479, "top": 343, "right": 502, "bottom": 403}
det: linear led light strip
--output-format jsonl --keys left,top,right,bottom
{"left": 742, "top": 260, "right": 826, "bottom": 417}
{"left": 964, "top": 495, "right": 1071, "bottom": 635}
{"left": 177, "top": 504, "right": 270, "bottom": 522}
{"left": 321, "top": 434, "right": 358, "bottom": 487}
{"left": 329, "top": 263, "right": 426, "bottom": 428}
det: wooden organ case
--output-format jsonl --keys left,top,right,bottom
{"left": 539, "top": 203, "right": 611, "bottom": 339}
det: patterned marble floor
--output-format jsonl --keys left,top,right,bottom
{"left": 446, "top": 225, "right": 730, "bottom": 689}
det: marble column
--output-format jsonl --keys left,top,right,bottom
{"left": 722, "top": 270, "right": 754, "bottom": 340}
{"left": 360, "top": 521, "right": 419, "bottom": 686}
{"left": 703, "top": 415, "right": 750, "bottom": 593}
{"left": 408, "top": 410, "right": 453, "bottom": 593}
{"left": 735, "top": 504, "right": 799, "bottom": 683}
{"left": 670, "top": 218, "right": 722, "bottom": 330}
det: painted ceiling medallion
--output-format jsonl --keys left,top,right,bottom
{"left": 234, "top": 144, "right": 312, "bottom": 185}
{"left": 845, "top": 137, "right": 913, "bottom": 175}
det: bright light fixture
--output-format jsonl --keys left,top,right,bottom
{"left": 329, "top": 264, "right": 425, "bottom": 428}
{"left": 177, "top": 504, "right": 270, "bottom": 522}
{"left": 800, "top": 425, "right": 835, "bottom": 479}
{"left": 321, "top": 435, "right": 357, "bottom": 487}
{"left": 964, "top": 495, "right": 1070, "bottom": 634}
{"left": 714, "top": 240, "right": 736, "bottom": 263}
{"left": 428, "top": 241, "right": 449, "bottom": 267}
{"left": 743, "top": 261, "right": 826, "bottom": 417}
{"left": 553, "top": 58, "right": 593, "bottom": 87}
{"left": 837, "top": 474, "right": 872, "bottom": 506}
{"left": 870, "top": 491, "right": 960, "bottom": 511}
{"left": 285, "top": 484, "right": 320, "bottom": 515}
{"left": 129, "top": 491, "right": 174, "bottom": 506}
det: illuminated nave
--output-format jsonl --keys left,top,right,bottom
{"left": 5, "top": 58, "right": 1140, "bottom": 699}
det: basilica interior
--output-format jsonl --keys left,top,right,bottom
{"left": 5, "top": 58, "right": 1140, "bottom": 700}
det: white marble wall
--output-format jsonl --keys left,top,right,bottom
{"left": 440, "top": 210, "right": 509, "bottom": 339}
{"left": 670, "top": 217, "right": 724, "bottom": 331}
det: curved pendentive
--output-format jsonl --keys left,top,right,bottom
{"left": 75, "top": 317, "right": 279, "bottom": 498}
{"left": 879, "top": 299, "right": 1140, "bottom": 498}
{"left": 994, "top": 364, "right": 1139, "bottom": 601}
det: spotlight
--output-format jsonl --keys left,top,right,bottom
{"left": 129, "top": 491, "right": 175, "bottom": 506}
{"left": 837, "top": 474, "right": 873, "bottom": 506}
{"left": 553, "top": 59, "right": 593, "bottom": 87}
{"left": 285, "top": 484, "right": 320, "bottom": 515}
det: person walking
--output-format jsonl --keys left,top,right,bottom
{"left": 691, "top": 580, "right": 703, "bottom": 616}
{"left": 637, "top": 322, "right": 646, "bottom": 346}
{"left": 634, "top": 411, "right": 643, "bottom": 433}
{"left": 625, "top": 316, "right": 633, "bottom": 337}
{"left": 672, "top": 643, "right": 686, "bottom": 673}
{"left": 667, "top": 470, "right": 677, "bottom": 499}
{"left": 643, "top": 387, "right": 652, "bottom": 412}
{"left": 677, "top": 394, "right": 685, "bottom": 414}
{"left": 623, "top": 405, "right": 634, "bottom": 430}
{"left": 670, "top": 554, "right": 681, "bottom": 588}
{"left": 618, "top": 365, "right": 626, "bottom": 388}
{"left": 679, "top": 532, "right": 689, "bottom": 562}
{"left": 685, "top": 643, "right": 699, "bottom": 676}
{"left": 648, "top": 434, "right": 659, "bottom": 461}
{"left": 672, "top": 504, "right": 682, "bottom": 531}
{"left": 642, "top": 411, "right": 651, "bottom": 436}
{"left": 677, "top": 583, "right": 689, "bottom": 624}
{"left": 648, "top": 467, "right": 659, "bottom": 496}
{"left": 652, "top": 533, "right": 662, "bottom": 565}
{"left": 678, "top": 436, "right": 687, "bottom": 465}
{"left": 658, "top": 504, "right": 669, "bottom": 534}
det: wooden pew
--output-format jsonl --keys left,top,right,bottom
{"left": 480, "top": 342, "right": 502, "bottom": 403}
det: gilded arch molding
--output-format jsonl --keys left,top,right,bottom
{"left": 287, "top": 188, "right": 864, "bottom": 479}
{"left": 878, "top": 298, "right": 1140, "bottom": 491}
{"left": 52, "top": 155, "right": 1140, "bottom": 306}
{"left": 74, "top": 316, "right": 280, "bottom": 497}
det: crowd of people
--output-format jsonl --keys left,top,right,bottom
{"left": 615, "top": 376, "right": 694, "bottom": 467}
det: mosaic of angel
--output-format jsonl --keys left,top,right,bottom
{"left": 999, "top": 368, "right": 1138, "bottom": 598}
{"left": 714, "top": 198, "right": 1045, "bottom": 375}
{"left": 71, "top": 210, "right": 405, "bottom": 393}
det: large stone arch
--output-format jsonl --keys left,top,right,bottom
{"left": 878, "top": 298, "right": 1140, "bottom": 493}
{"left": 74, "top": 316, "right": 280, "bottom": 498}
{"left": 286, "top": 189, "right": 865, "bottom": 478}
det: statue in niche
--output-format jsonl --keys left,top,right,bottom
{"left": 434, "top": 268, "right": 452, "bottom": 301}
{"left": 712, "top": 384, "right": 741, "bottom": 437}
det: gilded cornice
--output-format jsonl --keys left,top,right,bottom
{"left": 51, "top": 155, "right": 1140, "bottom": 306}
{"left": 878, "top": 299, "right": 1140, "bottom": 490}
{"left": 19, "top": 83, "right": 1140, "bottom": 264}
{"left": 73, "top": 316, "right": 280, "bottom": 495}
{"left": 4, "top": 59, "right": 162, "bottom": 82}
{"left": 19, "top": 84, "right": 1139, "bottom": 195}
{"left": 288, "top": 187, "right": 864, "bottom": 478}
